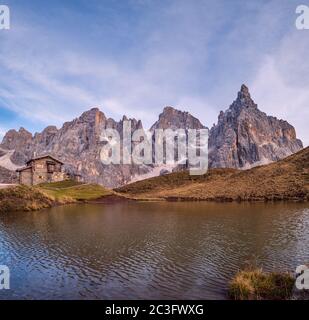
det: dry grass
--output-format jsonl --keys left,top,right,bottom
{"left": 229, "top": 268, "right": 295, "bottom": 300}
{"left": 0, "top": 185, "right": 55, "bottom": 213}
{"left": 116, "top": 147, "right": 309, "bottom": 202}
{"left": 0, "top": 180, "right": 114, "bottom": 213}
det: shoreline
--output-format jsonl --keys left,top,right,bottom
{"left": 1, "top": 185, "right": 308, "bottom": 215}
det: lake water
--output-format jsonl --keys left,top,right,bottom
{"left": 0, "top": 202, "right": 308, "bottom": 300}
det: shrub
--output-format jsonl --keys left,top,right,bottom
{"left": 229, "top": 268, "right": 295, "bottom": 300}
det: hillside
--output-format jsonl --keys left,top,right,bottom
{"left": 0, "top": 181, "right": 114, "bottom": 214}
{"left": 116, "top": 147, "right": 309, "bottom": 201}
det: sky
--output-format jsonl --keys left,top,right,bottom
{"left": 0, "top": 0, "right": 308, "bottom": 145}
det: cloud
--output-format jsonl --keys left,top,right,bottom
{"left": 0, "top": 0, "right": 307, "bottom": 148}
{"left": 252, "top": 31, "right": 309, "bottom": 146}
{"left": 0, "top": 0, "right": 218, "bottom": 128}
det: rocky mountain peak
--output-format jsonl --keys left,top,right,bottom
{"left": 209, "top": 85, "right": 303, "bottom": 169}
{"left": 1, "top": 88, "right": 304, "bottom": 187}
{"left": 19, "top": 127, "right": 32, "bottom": 135}
{"left": 78, "top": 107, "right": 106, "bottom": 125}
{"left": 231, "top": 84, "right": 257, "bottom": 112}
{"left": 240, "top": 84, "right": 250, "bottom": 97}
{"left": 151, "top": 106, "right": 205, "bottom": 131}
{"left": 1, "top": 127, "right": 32, "bottom": 150}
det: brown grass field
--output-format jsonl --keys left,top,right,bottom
{"left": 116, "top": 147, "right": 309, "bottom": 202}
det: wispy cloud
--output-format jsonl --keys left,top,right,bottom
{"left": 252, "top": 29, "right": 309, "bottom": 146}
{"left": 0, "top": 0, "right": 308, "bottom": 146}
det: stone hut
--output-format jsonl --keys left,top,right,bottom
{"left": 16, "top": 155, "right": 65, "bottom": 186}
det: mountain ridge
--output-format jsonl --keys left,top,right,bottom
{"left": 0, "top": 85, "right": 304, "bottom": 187}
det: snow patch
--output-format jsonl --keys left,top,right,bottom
{"left": 130, "top": 164, "right": 177, "bottom": 183}
{"left": 0, "top": 148, "right": 23, "bottom": 171}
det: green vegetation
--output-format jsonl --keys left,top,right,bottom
{"left": 0, "top": 180, "right": 114, "bottom": 213}
{"left": 0, "top": 185, "right": 54, "bottom": 213}
{"left": 39, "top": 180, "right": 84, "bottom": 189}
{"left": 39, "top": 180, "right": 113, "bottom": 201}
{"left": 228, "top": 268, "right": 295, "bottom": 300}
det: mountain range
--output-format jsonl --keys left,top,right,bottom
{"left": 0, "top": 85, "right": 303, "bottom": 187}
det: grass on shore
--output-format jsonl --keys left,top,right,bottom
{"left": 0, "top": 185, "right": 54, "bottom": 213}
{"left": 38, "top": 180, "right": 113, "bottom": 202}
{"left": 0, "top": 180, "right": 114, "bottom": 213}
{"left": 228, "top": 268, "right": 295, "bottom": 300}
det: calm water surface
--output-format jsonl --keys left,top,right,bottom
{"left": 0, "top": 202, "right": 308, "bottom": 299}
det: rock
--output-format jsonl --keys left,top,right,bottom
{"left": 0, "top": 86, "right": 304, "bottom": 187}
{"left": 0, "top": 108, "right": 150, "bottom": 188}
{"left": 1, "top": 127, "right": 32, "bottom": 150}
{"left": 150, "top": 106, "right": 207, "bottom": 171}
{"left": 160, "top": 169, "right": 170, "bottom": 176}
{"left": 208, "top": 84, "right": 303, "bottom": 169}
{"left": 10, "top": 150, "right": 27, "bottom": 166}
{"left": 0, "top": 165, "right": 18, "bottom": 183}
{"left": 151, "top": 106, "right": 205, "bottom": 131}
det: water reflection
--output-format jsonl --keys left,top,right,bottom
{"left": 0, "top": 202, "right": 308, "bottom": 299}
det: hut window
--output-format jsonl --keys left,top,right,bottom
{"left": 47, "top": 163, "right": 55, "bottom": 173}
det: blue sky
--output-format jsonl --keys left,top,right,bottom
{"left": 0, "top": 0, "right": 308, "bottom": 145}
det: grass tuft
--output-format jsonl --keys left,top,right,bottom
{"left": 229, "top": 268, "right": 295, "bottom": 300}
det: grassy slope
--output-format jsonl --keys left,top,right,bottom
{"left": 116, "top": 147, "right": 309, "bottom": 201}
{"left": 0, "top": 180, "right": 113, "bottom": 213}
{"left": 38, "top": 181, "right": 113, "bottom": 201}
{"left": 0, "top": 185, "right": 55, "bottom": 213}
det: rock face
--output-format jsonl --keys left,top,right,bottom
{"left": 150, "top": 106, "right": 207, "bottom": 171}
{"left": 1, "top": 127, "right": 33, "bottom": 152}
{"left": 0, "top": 85, "right": 304, "bottom": 187}
{"left": 0, "top": 165, "right": 17, "bottom": 184}
{"left": 151, "top": 106, "right": 205, "bottom": 131}
{"left": 208, "top": 85, "right": 303, "bottom": 168}
{"left": 0, "top": 108, "right": 149, "bottom": 187}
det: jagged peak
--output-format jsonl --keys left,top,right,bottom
{"left": 163, "top": 106, "right": 179, "bottom": 112}
{"left": 237, "top": 84, "right": 252, "bottom": 101}
{"left": 78, "top": 107, "right": 106, "bottom": 123}
{"left": 227, "top": 84, "right": 258, "bottom": 113}
{"left": 18, "top": 127, "right": 32, "bottom": 135}
{"left": 151, "top": 106, "right": 205, "bottom": 130}
{"left": 42, "top": 125, "right": 58, "bottom": 132}
{"left": 161, "top": 106, "right": 190, "bottom": 115}
{"left": 240, "top": 83, "right": 250, "bottom": 95}
{"left": 119, "top": 115, "right": 143, "bottom": 129}
{"left": 80, "top": 107, "right": 101, "bottom": 116}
